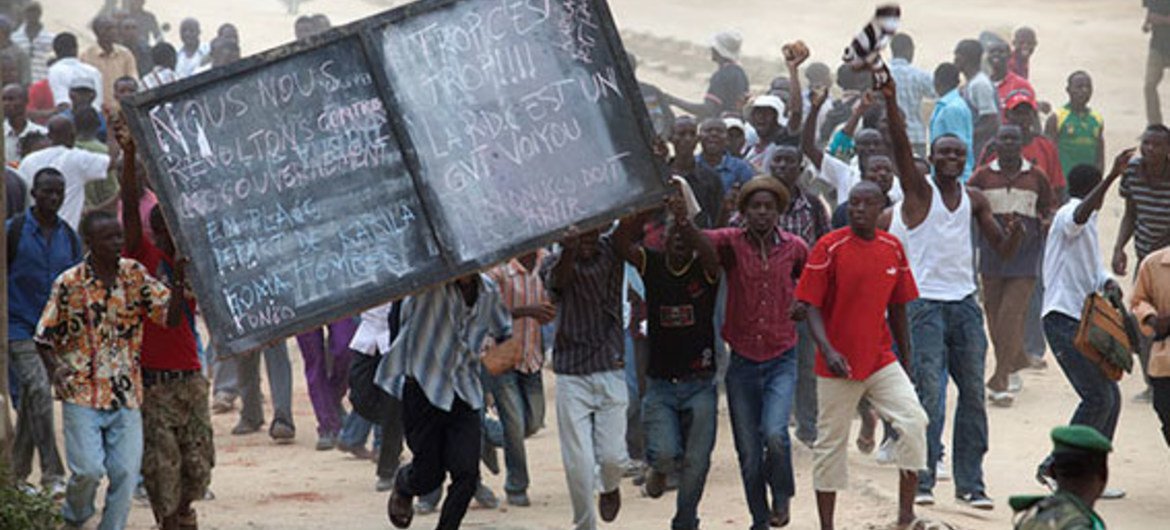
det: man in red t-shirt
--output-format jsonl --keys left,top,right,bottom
{"left": 116, "top": 121, "right": 213, "bottom": 530}
{"left": 795, "top": 181, "right": 927, "bottom": 530}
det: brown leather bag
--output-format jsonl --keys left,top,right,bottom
{"left": 1074, "top": 293, "right": 1134, "bottom": 381}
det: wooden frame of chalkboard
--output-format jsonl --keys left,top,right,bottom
{"left": 121, "top": 0, "right": 670, "bottom": 357}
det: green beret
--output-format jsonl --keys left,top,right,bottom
{"left": 1051, "top": 425, "right": 1112, "bottom": 455}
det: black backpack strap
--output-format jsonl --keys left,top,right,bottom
{"left": 7, "top": 213, "right": 25, "bottom": 267}
{"left": 63, "top": 223, "right": 82, "bottom": 261}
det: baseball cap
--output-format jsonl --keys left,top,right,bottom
{"left": 1004, "top": 88, "right": 1036, "bottom": 110}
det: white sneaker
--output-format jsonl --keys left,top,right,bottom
{"left": 1101, "top": 487, "right": 1126, "bottom": 500}
{"left": 1008, "top": 373, "right": 1023, "bottom": 393}
{"left": 914, "top": 491, "right": 935, "bottom": 506}
{"left": 875, "top": 438, "right": 896, "bottom": 465}
{"left": 936, "top": 454, "right": 951, "bottom": 482}
{"left": 989, "top": 390, "right": 1015, "bottom": 408}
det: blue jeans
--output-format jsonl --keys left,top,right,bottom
{"left": 1044, "top": 313, "right": 1121, "bottom": 439}
{"left": 486, "top": 369, "right": 545, "bottom": 494}
{"left": 908, "top": 295, "right": 989, "bottom": 496}
{"left": 725, "top": 350, "right": 797, "bottom": 530}
{"left": 642, "top": 377, "right": 718, "bottom": 530}
{"left": 339, "top": 411, "right": 383, "bottom": 449}
{"left": 794, "top": 323, "right": 818, "bottom": 445}
{"left": 61, "top": 403, "right": 143, "bottom": 530}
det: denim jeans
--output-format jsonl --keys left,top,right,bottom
{"left": 794, "top": 323, "right": 818, "bottom": 445}
{"left": 643, "top": 377, "right": 718, "bottom": 530}
{"left": 486, "top": 369, "right": 545, "bottom": 494}
{"left": 10, "top": 339, "right": 65, "bottom": 485}
{"left": 908, "top": 295, "right": 989, "bottom": 496}
{"left": 339, "top": 411, "right": 382, "bottom": 448}
{"left": 624, "top": 333, "right": 648, "bottom": 461}
{"left": 725, "top": 350, "right": 797, "bottom": 530}
{"left": 61, "top": 402, "right": 143, "bottom": 530}
{"left": 1044, "top": 313, "right": 1121, "bottom": 439}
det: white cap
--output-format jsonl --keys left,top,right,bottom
{"left": 750, "top": 94, "right": 787, "bottom": 125}
{"left": 711, "top": 31, "right": 742, "bottom": 62}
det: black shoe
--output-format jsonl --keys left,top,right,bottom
{"left": 641, "top": 469, "right": 666, "bottom": 498}
{"left": 230, "top": 420, "right": 262, "bottom": 436}
{"left": 956, "top": 491, "right": 995, "bottom": 510}
{"left": 269, "top": 420, "right": 295, "bottom": 444}
{"left": 387, "top": 488, "right": 413, "bottom": 528}
{"left": 769, "top": 499, "right": 790, "bottom": 527}
{"left": 598, "top": 488, "right": 621, "bottom": 522}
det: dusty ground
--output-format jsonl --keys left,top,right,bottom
{"left": 41, "top": 0, "right": 1170, "bottom": 528}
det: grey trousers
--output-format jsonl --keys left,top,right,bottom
{"left": 10, "top": 339, "right": 65, "bottom": 484}
{"left": 235, "top": 342, "right": 295, "bottom": 427}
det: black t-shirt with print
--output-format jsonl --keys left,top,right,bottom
{"left": 642, "top": 249, "right": 718, "bottom": 380}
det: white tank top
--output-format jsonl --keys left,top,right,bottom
{"left": 889, "top": 180, "right": 977, "bottom": 301}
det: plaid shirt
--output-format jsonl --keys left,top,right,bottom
{"left": 730, "top": 186, "right": 830, "bottom": 247}
{"left": 778, "top": 189, "right": 831, "bottom": 247}
{"left": 486, "top": 252, "right": 549, "bottom": 374}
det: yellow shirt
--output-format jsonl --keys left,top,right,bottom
{"left": 79, "top": 44, "right": 138, "bottom": 109}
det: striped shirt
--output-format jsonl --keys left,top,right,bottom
{"left": 375, "top": 276, "right": 511, "bottom": 411}
{"left": 540, "top": 238, "right": 625, "bottom": 375}
{"left": 12, "top": 25, "right": 54, "bottom": 82}
{"left": 486, "top": 252, "right": 549, "bottom": 374}
{"left": 1120, "top": 159, "right": 1170, "bottom": 261}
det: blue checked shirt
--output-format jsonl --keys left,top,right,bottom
{"left": 375, "top": 275, "right": 512, "bottom": 411}
{"left": 889, "top": 57, "right": 936, "bottom": 146}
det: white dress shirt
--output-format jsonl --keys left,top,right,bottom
{"left": 17, "top": 145, "right": 109, "bottom": 230}
{"left": 1043, "top": 198, "right": 1112, "bottom": 319}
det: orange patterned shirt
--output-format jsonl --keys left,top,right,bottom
{"left": 35, "top": 258, "right": 171, "bottom": 410}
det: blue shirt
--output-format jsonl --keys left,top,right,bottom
{"left": 7, "top": 209, "right": 82, "bottom": 341}
{"left": 375, "top": 275, "right": 512, "bottom": 411}
{"left": 697, "top": 153, "right": 755, "bottom": 192}
{"left": 929, "top": 88, "right": 975, "bottom": 181}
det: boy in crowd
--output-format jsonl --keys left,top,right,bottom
{"left": 116, "top": 116, "right": 214, "bottom": 530}
{"left": 1046, "top": 71, "right": 1105, "bottom": 174}
{"left": 382, "top": 275, "right": 512, "bottom": 530}
{"left": 798, "top": 181, "right": 928, "bottom": 530}
{"left": 616, "top": 186, "right": 720, "bottom": 530}
{"left": 702, "top": 176, "right": 808, "bottom": 529}
{"left": 542, "top": 224, "right": 634, "bottom": 530}
{"left": 884, "top": 75, "right": 1023, "bottom": 510}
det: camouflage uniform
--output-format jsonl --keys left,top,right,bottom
{"left": 142, "top": 374, "right": 215, "bottom": 522}
{"left": 1011, "top": 491, "right": 1105, "bottom": 530}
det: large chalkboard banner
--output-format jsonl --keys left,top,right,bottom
{"left": 122, "top": 0, "right": 667, "bottom": 356}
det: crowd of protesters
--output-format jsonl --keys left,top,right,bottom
{"left": 2, "top": 1, "right": 1170, "bottom": 530}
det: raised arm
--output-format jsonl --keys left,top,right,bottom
{"left": 614, "top": 214, "right": 647, "bottom": 271}
{"left": 802, "top": 88, "right": 828, "bottom": 169}
{"left": 1075, "top": 148, "right": 1134, "bottom": 225}
{"left": 880, "top": 76, "right": 931, "bottom": 203}
{"left": 113, "top": 115, "right": 144, "bottom": 254}
{"left": 782, "top": 42, "right": 808, "bottom": 136}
